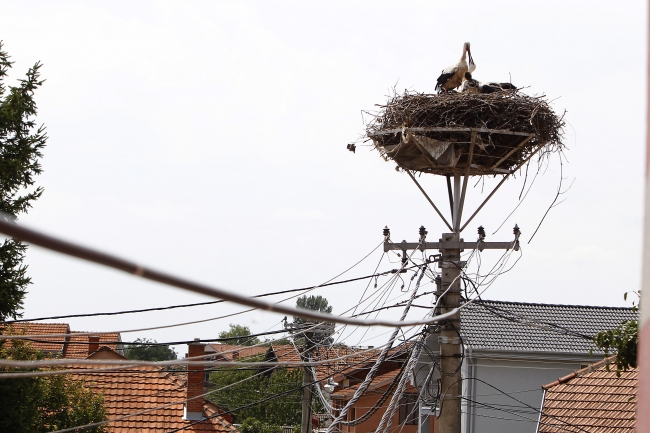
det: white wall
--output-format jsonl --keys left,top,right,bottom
{"left": 463, "top": 355, "right": 595, "bottom": 433}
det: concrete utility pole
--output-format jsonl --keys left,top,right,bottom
{"left": 284, "top": 321, "right": 334, "bottom": 433}
{"left": 438, "top": 232, "right": 462, "bottom": 433}
{"left": 384, "top": 224, "right": 519, "bottom": 433}
{"left": 301, "top": 331, "right": 315, "bottom": 433}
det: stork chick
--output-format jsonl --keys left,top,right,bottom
{"left": 459, "top": 72, "right": 479, "bottom": 94}
{"left": 436, "top": 42, "right": 473, "bottom": 93}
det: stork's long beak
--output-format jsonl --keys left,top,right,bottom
{"left": 468, "top": 52, "right": 474, "bottom": 65}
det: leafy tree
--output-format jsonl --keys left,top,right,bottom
{"left": 208, "top": 355, "right": 304, "bottom": 427}
{"left": 593, "top": 320, "right": 638, "bottom": 376}
{"left": 294, "top": 295, "right": 332, "bottom": 322}
{"left": 219, "top": 324, "right": 260, "bottom": 346}
{"left": 293, "top": 295, "right": 334, "bottom": 347}
{"left": 239, "top": 418, "right": 282, "bottom": 433}
{"left": 0, "top": 338, "right": 107, "bottom": 433}
{"left": 0, "top": 42, "right": 47, "bottom": 320}
{"left": 593, "top": 292, "right": 639, "bottom": 376}
{"left": 124, "top": 338, "right": 177, "bottom": 361}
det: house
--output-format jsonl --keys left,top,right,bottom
{"left": 70, "top": 342, "right": 239, "bottom": 432}
{"left": 205, "top": 343, "right": 268, "bottom": 361}
{"left": 2, "top": 324, "right": 239, "bottom": 431}
{"left": 330, "top": 368, "right": 420, "bottom": 433}
{"left": 0, "top": 321, "right": 124, "bottom": 358}
{"left": 264, "top": 343, "right": 413, "bottom": 432}
{"left": 416, "top": 300, "right": 638, "bottom": 433}
{"left": 265, "top": 344, "right": 409, "bottom": 387}
{"left": 536, "top": 357, "right": 636, "bottom": 433}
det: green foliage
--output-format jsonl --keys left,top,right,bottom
{"left": 124, "top": 338, "right": 177, "bottom": 361}
{"left": 294, "top": 295, "right": 334, "bottom": 346}
{"left": 219, "top": 324, "right": 260, "bottom": 346}
{"left": 294, "top": 295, "right": 333, "bottom": 322}
{"left": 0, "top": 338, "right": 107, "bottom": 432}
{"left": 592, "top": 291, "right": 639, "bottom": 377}
{"left": 0, "top": 44, "right": 105, "bottom": 431}
{"left": 0, "top": 42, "right": 47, "bottom": 320}
{"left": 593, "top": 319, "right": 638, "bottom": 376}
{"left": 208, "top": 356, "right": 303, "bottom": 426}
{"left": 239, "top": 418, "right": 282, "bottom": 433}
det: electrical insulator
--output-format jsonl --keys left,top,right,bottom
{"left": 478, "top": 226, "right": 486, "bottom": 241}
{"left": 383, "top": 226, "right": 390, "bottom": 239}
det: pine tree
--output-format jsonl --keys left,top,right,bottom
{"left": 0, "top": 41, "right": 47, "bottom": 320}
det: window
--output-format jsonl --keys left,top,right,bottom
{"left": 348, "top": 407, "right": 356, "bottom": 422}
{"left": 399, "top": 393, "right": 418, "bottom": 425}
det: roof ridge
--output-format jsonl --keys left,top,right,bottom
{"left": 475, "top": 299, "right": 635, "bottom": 311}
{"left": 542, "top": 356, "right": 615, "bottom": 389}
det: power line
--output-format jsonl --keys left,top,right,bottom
{"left": 2, "top": 268, "right": 414, "bottom": 325}
{"left": 462, "top": 377, "right": 593, "bottom": 433}
{"left": 19, "top": 326, "right": 304, "bottom": 347}
{"left": 0, "top": 332, "right": 410, "bottom": 378}
{"left": 0, "top": 217, "right": 457, "bottom": 328}
{"left": 47, "top": 339, "right": 413, "bottom": 433}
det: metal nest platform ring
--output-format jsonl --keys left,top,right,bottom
{"left": 366, "top": 92, "right": 565, "bottom": 177}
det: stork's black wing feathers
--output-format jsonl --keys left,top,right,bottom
{"left": 436, "top": 71, "right": 455, "bottom": 91}
{"left": 498, "top": 82, "right": 517, "bottom": 90}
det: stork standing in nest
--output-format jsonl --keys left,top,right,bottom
{"left": 436, "top": 42, "right": 473, "bottom": 93}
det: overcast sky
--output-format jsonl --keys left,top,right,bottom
{"left": 0, "top": 1, "right": 646, "bottom": 353}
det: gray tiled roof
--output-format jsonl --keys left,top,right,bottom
{"left": 460, "top": 300, "right": 637, "bottom": 353}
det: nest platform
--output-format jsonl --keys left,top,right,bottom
{"left": 366, "top": 91, "right": 564, "bottom": 176}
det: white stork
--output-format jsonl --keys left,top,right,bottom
{"left": 468, "top": 51, "right": 476, "bottom": 74}
{"left": 459, "top": 72, "right": 479, "bottom": 93}
{"left": 436, "top": 42, "right": 473, "bottom": 93}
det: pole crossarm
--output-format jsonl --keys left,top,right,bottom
{"left": 384, "top": 240, "right": 518, "bottom": 253}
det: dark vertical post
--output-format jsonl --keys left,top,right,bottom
{"left": 438, "top": 233, "right": 462, "bottom": 433}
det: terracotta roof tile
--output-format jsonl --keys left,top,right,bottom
{"left": 269, "top": 344, "right": 409, "bottom": 383}
{"left": 331, "top": 369, "right": 403, "bottom": 399}
{"left": 206, "top": 344, "right": 267, "bottom": 361}
{"left": 64, "top": 332, "right": 122, "bottom": 358}
{"left": 1, "top": 322, "right": 70, "bottom": 352}
{"left": 539, "top": 357, "right": 636, "bottom": 433}
{"left": 72, "top": 362, "right": 238, "bottom": 432}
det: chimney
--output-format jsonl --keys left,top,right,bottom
{"left": 88, "top": 336, "right": 100, "bottom": 356}
{"left": 184, "top": 338, "right": 206, "bottom": 421}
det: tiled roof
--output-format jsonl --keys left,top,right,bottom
{"left": 538, "top": 357, "right": 636, "bottom": 433}
{"left": 460, "top": 300, "right": 637, "bottom": 353}
{"left": 206, "top": 344, "right": 267, "bottom": 361}
{"left": 331, "top": 369, "right": 402, "bottom": 399}
{"left": 64, "top": 332, "right": 122, "bottom": 359}
{"left": 73, "top": 362, "right": 239, "bottom": 432}
{"left": 1, "top": 322, "right": 125, "bottom": 358}
{"left": 269, "top": 344, "right": 409, "bottom": 382}
{"left": 1, "top": 322, "right": 70, "bottom": 352}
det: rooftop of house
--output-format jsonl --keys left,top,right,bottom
{"left": 460, "top": 300, "right": 638, "bottom": 353}
{"left": 206, "top": 344, "right": 268, "bottom": 361}
{"left": 1, "top": 322, "right": 123, "bottom": 358}
{"left": 331, "top": 368, "right": 405, "bottom": 400}
{"left": 64, "top": 332, "right": 122, "bottom": 358}
{"left": 75, "top": 349, "right": 239, "bottom": 432}
{"left": 538, "top": 357, "right": 636, "bottom": 433}
{"left": 2, "top": 322, "right": 70, "bottom": 352}
{"left": 267, "top": 343, "right": 410, "bottom": 383}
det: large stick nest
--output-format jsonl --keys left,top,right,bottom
{"left": 365, "top": 91, "right": 565, "bottom": 176}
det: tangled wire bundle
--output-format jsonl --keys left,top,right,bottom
{"left": 365, "top": 91, "right": 565, "bottom": 175}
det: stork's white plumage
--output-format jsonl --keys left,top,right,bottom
{"left": 436, "top": 42, "right": 473, "bottom": 93}
{"left": 468, "top": 52, "right": 476, "bottom": 74}
{"left": 459, "top": 72, "right": 479, "bottom": 93}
